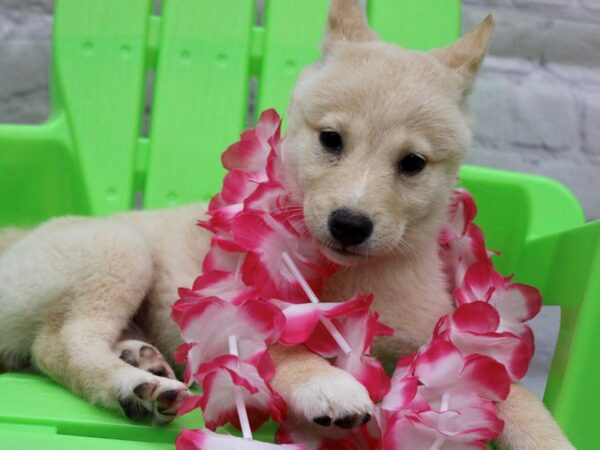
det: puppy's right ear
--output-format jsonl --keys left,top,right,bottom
{"left": 322, "top": 0, "right": 378, "bottom": 54}
{"left": 432, "top": 14, "right": 495, "bottom": 93}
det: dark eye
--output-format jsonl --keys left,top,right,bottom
{"left": 398, "top": 153, "right": 427, "bottom": 175}
{"left": 319, "top": 130, "right": 343, "bottom": 154}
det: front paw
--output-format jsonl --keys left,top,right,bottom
{"left": 287, "top": 368, "right": 373, "bottom": 429}
{"left": 113, "top": 368, "right": 190, "bottom": 424}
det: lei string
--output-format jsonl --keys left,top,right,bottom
{"left": 173, "top": 110, "right": 542, "bottom": 450}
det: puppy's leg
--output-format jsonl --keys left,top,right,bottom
{"left": 32, "top": 299, "right": 189, "bottom": 423}
{"left": 270, "top": 345, "right": 373, "bottom": 429}
{"left": 495, "top": 384, "right": 574, "bottom": 450}
{"left": 25, "top": 219, "right": 188, "bottom": 423}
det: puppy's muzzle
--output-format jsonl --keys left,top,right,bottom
{"left": 328, "top": 208, "right": 373, "bottom": 247}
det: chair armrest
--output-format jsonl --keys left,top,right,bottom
{"left": 0, "top": 117, "right": 89, "bottom": 226}
{"left": 516, "top": 220, "right": 600, "bottom": 449}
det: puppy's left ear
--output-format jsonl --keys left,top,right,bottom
{"left": 322, "top": 0, "right": 378, "bottom": 54}
{"left": 432, "top": 14, "right": 494, "bottom": 93}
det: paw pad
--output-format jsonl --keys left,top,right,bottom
{"left": 116, "top": 340, "right": 176, "bottom": 379}
{"left": 133, "top": 381, "right": 156, "bottom": 401}
{"left": 119, "top": 397, "right": 149, "bottom": 420}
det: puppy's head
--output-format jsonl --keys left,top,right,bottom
{"left": 282, "top": 0, "right": 494, "bottom": 265}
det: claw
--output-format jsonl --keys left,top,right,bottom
{"left": 314, "top": 416, "right": 332, "bottom": 426}
{"left": 334, "top": 414, "right": 359, "bottom": 429}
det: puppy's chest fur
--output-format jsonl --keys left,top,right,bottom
{"left": 321, "top": 248, "right": 455, "bottom": 366}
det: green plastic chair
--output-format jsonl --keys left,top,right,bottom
{"left": 0, "top": 1, "right": 598, "bottom": 448}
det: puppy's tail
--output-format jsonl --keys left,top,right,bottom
{"left": 0, "top": 228, "right": 28, "bottom": 253}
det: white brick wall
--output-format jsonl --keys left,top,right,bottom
{"left": 0, "top": 1, "right": 52, "bottom": 124}
{"left": 464, "top": 0, "right": 600, "bottom": 219}
{"left": 0, "top": 0, "right": 598, "bottom": 218}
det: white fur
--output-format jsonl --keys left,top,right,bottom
{"left": 290, "top": 373, "right": 372, "bottom": 423}
{"left": 349, "top": 170, "right": 370, "bottom": 206}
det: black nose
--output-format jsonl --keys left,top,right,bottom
{"left": 328, "top": 208, "right": 373, "bottom": 247}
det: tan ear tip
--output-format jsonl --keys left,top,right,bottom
{"left": 483, "top": 13, "right": 495, "bottom": 30}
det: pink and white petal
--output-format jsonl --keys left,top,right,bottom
{"left": 441, "top": 224, "right": 491, "bottom": 290}
{"left": 385, "top": 405, "right": 501, "bottom": 448}
{"left": 344, "top": 354, "right": 391, "bottom": 402}
{"left": 177, "top": 428, "right": 307, "bottom": 450}
{"left": 232, "top": 212, "right": 327, "bottom": 301}
{"left": 196, "top": 270, "right": 233, "bottom": 292}
{"left": 222, "top": 134, "right": 267, "bottom": 173}
{"left": 277, "top": 421, "right": 380, "bottom": 450}
{"left": 461, "top": 355, "right": 511, "bottom": 401}
{"left": 458, "top": 261, "right": 505, "bottom": 303}
{"left": 202, "top": 241, "right": 244, "bottom": 273}
{"left": 177, "top": 298, "right": 283, "bottom": 372}
{"left": 492, "top": 283, "right": 542, "bottom": 323}
{"left": 448, "top": 327, "right": 533, "bottom": 381}
{"left": 276, "top": 424, "right": 323, "bottom": 450}
{"left": 231, "top": 212, "right": 275, "bottom": 253}
{"left": 192, "top": 270, "right": 256, "bottom": 305}
{"left": 208, "top": 193, "right": 226, "bottom": 210}
{"left": 172, "top": 297, "right": 219, "bottom": 330}
{"left": 183, "top": 344, "right": 205, "bottom": 385}
{"left": 221, "top": 110, "right": 281, "bottom": 173}
{"left": 300, "top": 297, "right": 393, "bottom": 378}
{"left": 328, "top": 298, "right": 381, "bottom": 353}
{"left": 244, "top": 182, "right": 286, "bottom": 213}
{"left": 316, "top": 297, "right": 388, "bottom": 356}
{"left": 449, "top": 189, "right": 478, "bottom": 236}
{"left": 325, "top": 311, "right": 392, "bottom": 400}
{"left": 240, "top": 299, "right": 286, "bottom": 343}
{"left": 234, "top": 215, "right": 300, "bottom": 296}
{"left": 200, "top": 204, "right": 244, "bottom": 233}
{"left": 178, "top": 394, "right": 203, "bottom": 416}
{"left": 420, "top": 391, "right": 494, "bottom": 418}
{"left": 256, "top": 109, "right": 282, "bottom": 144}
{"left": 253, "top": 350, "right": 277, "bottom": 382}
{"left": 442, "top": 230, "right": 488, "bottom": 289}
{"left": 512, "top": 324, "right": 535, "bottom": 353}
{"left": 222, "top": 170, "right": 267, "bottom": 205}
{"left": 197, "top": 355, "right": 259, "bottom": 395}
{"left": 440, "top": 189, "right": 478, "bottom": 246}
{"left": 465, "top": 224, "right": 491, "bottom": 263}
{"left": 276, "top": 302, "right": 323, "bottom": 345}
{"left": 383, "top": 417, "right": 468, "bottom": 450}
{"left": 381, "top": 375, "right": 420, "bottom": 413}
{"left": 414, "top": 340, "right": 463, "bottom": 388}
{"left": 242, "top": 252, "right": 308, "bottom": 303}
{"left": 266, "top": 147, "right": 284, "bottom": 184}
{"left": 375, "top": 319, "right": 395, "bottom": 340}
{"left": 304, "top": 321, "right": 343, "bottom": 358}
{"left": 174, "top": 342, "right": 195, "bottom": 365}
{"left": 278, "top": 295, "right": 373, "bottom": 347}
{"left": 418, "top": 408, "right": 503, "bottom": 443}
{"left": 452, "top": 302, "right": 500, "bottom": 334}
{"left": 199, "top": 356, "right": 286, "bottom": 430}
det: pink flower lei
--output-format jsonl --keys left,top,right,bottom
{"left": 173, "top": 110, "right": 541, "bottom": 450}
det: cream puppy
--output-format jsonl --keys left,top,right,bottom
{"left": 0, "top": 1, "right": 572, "bottom": 448}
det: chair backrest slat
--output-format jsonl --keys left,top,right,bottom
{"left": 143, "top": 0, "right": 254, "bottom": 208}
{"left": 257, "top": 0, "right": 329, "bottom": 116}
{"left": 53, "top": 0, "right": 151, "bottom": 215}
